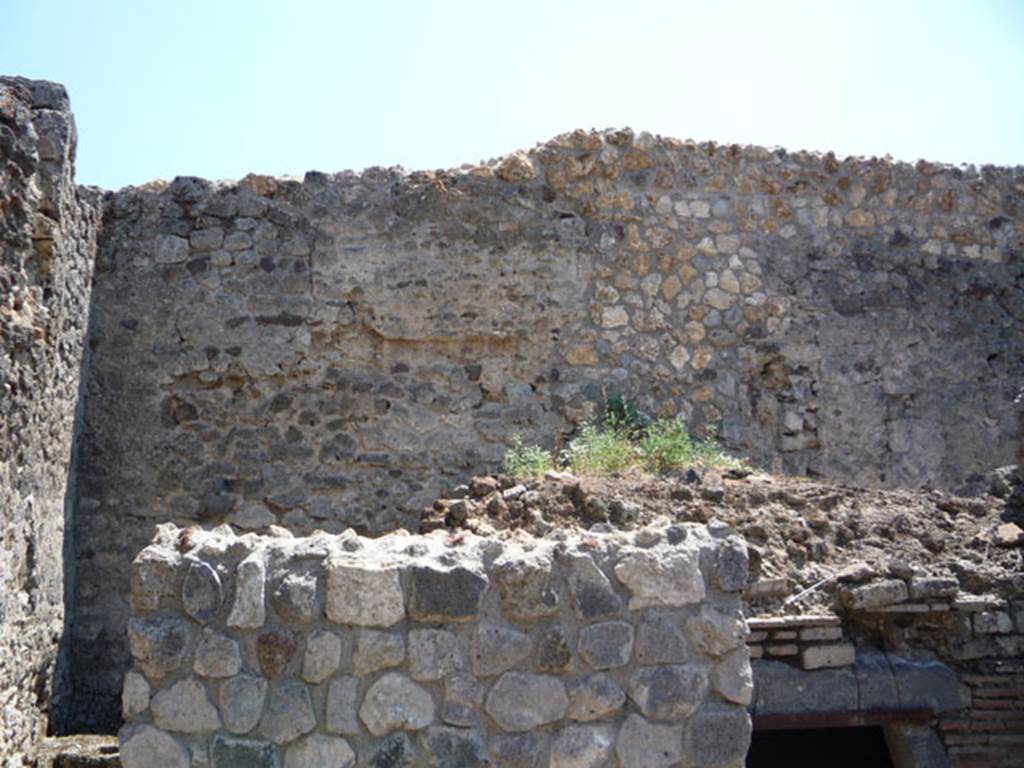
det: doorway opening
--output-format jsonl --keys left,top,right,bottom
{"left": 746, "top": 726, "right": 895, "bottom": 767}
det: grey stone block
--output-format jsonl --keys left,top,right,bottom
{"left": 568, "top": 555, "right": 623, "bottom": 620}
{"left": 120, "top": 724, "right": 191, "bottom": 768}
{"left": 883, "top": 725, "right": 951, "bottom": 768}
{"left": 472, "top": 623, "right": 532, "bottom": 677}
{"left": 684, "top": 705, "right": 751, "bottom": 768}
{"left": 258, "top": 681, "right": 316, "bottom": 745}
{"left": 488, "top": 733, "right": 544, "bottom": 768}
{"left": 421, "top": 726, "right": 490, "bottom": 768}
{"left": 752, "top": 660, "right": 857, "bottom": 715}
{"left": 182, "top": 560, "right": 223, "bottom": 623}
{"left": 853, "top": 651, "right": 897, "bottom": 711}
{"left": 366, "top": 733, "right": 415, "bottom": 768}
{"left": 485, "top": 672, "right": 568, "bottom": 732}
{"left": 210, "top": 734, "right": 279, "bottom": 768}
{"left": 359, "top": 673, "right": 435, "bottom": 736}
{"left": 219, "top": 674, "right": 268, "bottom": 734}
{"left": 127, "top": 617, "right": 194, "bottom": 678}
{"left": 616, "top": 714, "right": 683, "bottom": 768}
{"left": 628, "top": 665, "right": 708, "bottom": 720}
{"left": 566, "top": 674, "right": 626, "bottom": 721}
{"left": 549, "top": 724, "right": 615, "bottom": 768}
{"left": 578, "top": 621, "right": 634, "bottom": 670}
{"left": 409, "top": 565, "right": 488, "bottom": 622}
{"left": 889, "top": 653, "right": 966, "bottom": 714}
{"left": 635, "top": 611, "right": 691, "bottom": 664}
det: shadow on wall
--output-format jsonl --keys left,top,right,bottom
{"left": 51, "top": 272, "right": 101, "bottom": 734}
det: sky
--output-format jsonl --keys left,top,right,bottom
{"left": 3, "top": 0, "right": 1023, "bottom": 190}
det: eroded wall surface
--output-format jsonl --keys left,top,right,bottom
{"left": 70, "top": 129, "right": 1024, "bottom": 726}
{"left": 0, "top": 77, "right": 99, "bottom": 758}
{"left": 118, "top": 521, "right": 750, "bottom": 768}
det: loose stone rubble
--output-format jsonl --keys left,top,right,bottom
{"left": 118, "top": 521, "right": 751, "bottom": 767}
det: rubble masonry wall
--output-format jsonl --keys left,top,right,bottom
{"left": 0, "top": 77, "right": 100, "bottom": 758}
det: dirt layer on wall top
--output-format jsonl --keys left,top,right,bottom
{"left": 422, "top": 466, "right": 1024, "bottom": 614}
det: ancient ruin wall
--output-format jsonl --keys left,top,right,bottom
{"left": 71, "top": 132, "right": 1024, "bottom": 725}
{"left": 0, "top": 78, "right": 100, "bottom": 757}
{"left": 69, "top": 129, "right": 1024, "bottom": 726}
{"left": 117, "top": 521, "right": 751, "bottom": 768}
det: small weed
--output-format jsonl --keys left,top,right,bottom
{"left": 561, "top": 420, "right": 635, "bottom": 475}
{"left": 503, "top": 435, "right": 553, "bottom": 478}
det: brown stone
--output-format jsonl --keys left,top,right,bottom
{"left": 256, "top": 629, "right": 298, "bottom": 679}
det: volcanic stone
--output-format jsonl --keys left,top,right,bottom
{"left": 628, "top": 665, "right": 708, "bottom": 720}
{"left": 472, "top": 623, "right": 532, "bottom": 677}
{"left": 182, "top": 560, "right": 223, "bottom": 623}
{"left": 485, "top": 672, "right": 568, "bottom": 732}
{"left": 422, "top": 726, "right": 489, "bottom": 768}
{"left": 537, "top": 626, "right": 573, "bottom": 673}
{"left": 210, "top": 735, "right": 278, "bottom": 768}
{"left": 635, "top": 611, "right": 691, "bottom": 664}
{"left": 258, "top": 681, "right": 316, "bottom": 744}
{"left": 614, "top": 549, "right": 705, "bottom": 608}
{"left": 409, "top": 565, "right": 488, "bottom": 622}
{"left": 227, "top": 554, "right": 266, "bottom": 629}
{"left": 359, "top": 673, "right": 435, "bottom": 736}
{"left": 566, "top": 674, "right": 626, "bottom": 721}
{"left": 325, "top": 560, "right": 405, "bottom": 627}
{"left": 407, "top": 629, "right": 467, "bottom": 681}
{"left": 120, "top": 724, "right": 190, "bottom": 768}
{"left": 549, "top": 724, "right": 615, "bottom": 768}
{"left": 492, "top": 555, "right": 559, "bottom": 620}
{"left": 284, "top": 735, "right": 355, "bottom": 768}
{"left": 325, "top": 676, "right": 360, "bottom": 735}
{"left": 684, "top": 705, "right": 752, "bottom": 767}
{"left": 353, "top": 630, "right": 405, "bottom": 675}
{"left": 194, "top": 628, "right": 242, "bottom": 678}
{"left": 615, "top": 714, "right": 683, "bottom": 768}
{"left": 301, "top": 629, "right": 343, "bottom": 683}
{"left": 121, "top": 672, "right": 151, "bottom": 718}
{"left": 219, "top": 674, "right": 268, "bottom": 734}
{"left": 578, "top": 621, "right": 634, "bottom": 670}
{"left": 127, "top": 617, "right": 194, "bottom": 678}
{"left": 568, "top": 554, "right": 622, "bottom": 620}
{"left": 367, "top": 733, "right": 415, "bottom": 768}
{"left": 151, "top": 676, "right": 221, "bottom": 733}
{"left": 257, "top": 629, "right": 298, "bottom": 678}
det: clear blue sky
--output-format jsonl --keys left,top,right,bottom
{"left": 4, "top": 0, "right": 1023, "bottom": 190}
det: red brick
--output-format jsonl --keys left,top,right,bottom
{"left": 973, "top": 687, "right": 1024, "bottom": 698}
{"left": 945, "top": 735, "right": 991, "bottom": 745}
{"left": 973, "top": 699, "right": 1019, "bottom": 710}
{"left": 940, "top": 719, "right": 973, "bottom": 732}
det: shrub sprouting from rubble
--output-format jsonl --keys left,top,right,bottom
{"left": 504, "top": 400, "right": 749, "bottom": 479}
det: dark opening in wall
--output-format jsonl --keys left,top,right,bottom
{"left": 746, "top": 726, "right": 895, "bottom": 768}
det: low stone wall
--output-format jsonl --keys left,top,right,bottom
{"left": 118, "top": 522, "right": 750, "bottom": 767}
{"left": 0, "top": 76, "right": 100, "bottom": 757}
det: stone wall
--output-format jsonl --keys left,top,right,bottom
{"left": 0, "top": 77, "right": 100, "bottom": 760}
{"left": 71, "top": 129, "right": 1024, "bottom": 725}
{"left": 117, "top": 521, "right": 751, "bottom": 768}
